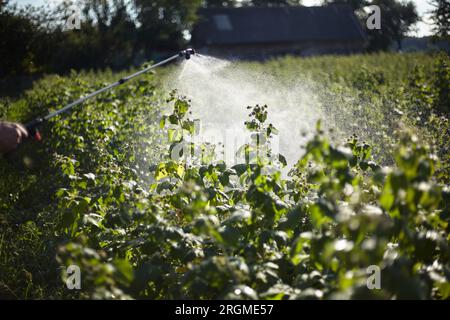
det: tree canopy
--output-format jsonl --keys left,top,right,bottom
{"left": 323, "top": 0, "right": 419, "bottom": 51}
{"left": 0, "top": 0, "right": 425, "bottom": 77}
{"left": 429, "top": 0, "right": 450, "bottom": 41}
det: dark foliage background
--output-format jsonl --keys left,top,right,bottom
{"left": 1, "top": 0, "right": 444, "bottom": 81}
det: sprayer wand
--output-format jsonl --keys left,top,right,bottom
{"left": 25, "top": 48, "right": 196, "bottom": 141}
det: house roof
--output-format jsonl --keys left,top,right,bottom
{"left": 192, "top": 5, "right": 367, "bottom": 46}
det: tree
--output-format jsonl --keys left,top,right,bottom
{"left": 367, "top": 0, "right": 418, "bottom": 51}
{"left": 202, "top": 0, "right": 239, "bottom": 7}
{"left": 0, "top": 0, "right": 8, "bottom": 10}
{"left": 83, "top": 0, "right": 138, "bottom": 67}
{"left": 324, "top": 0, "right": 418, "bottom": 51}
{"left": 38, "top": 0, "right": 138, "bottom": 72}
{"left": 243, "top": 0, "right": 303, "bottom": 6}
{"left": 322, "top": 0, "right": 367, "bottom": 10}
{"left": 132, "top": 0, "right": 202, "bottom": 54}
{"left": 429, "top": 0, "right": 450, "bottom": 41}
{"left": 0, "top": 3, "right": 41, "bottom": 76}
{"left": 203, "top": 0, "right": 304, "bottom": 7}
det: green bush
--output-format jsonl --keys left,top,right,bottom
{"left": 0, "top": 53, "right": 449, "bottom": 299}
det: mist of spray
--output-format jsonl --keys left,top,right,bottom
{"left": 164, "top": 54, "right": 326, "bottom": 167}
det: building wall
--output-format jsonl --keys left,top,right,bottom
{"left": 197, "top": 41, "right": 366, "bottom": 60}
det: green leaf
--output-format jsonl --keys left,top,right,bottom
{"left": 113, "top": 259, "right": 134, "bottom": 284}
{"left": 278, "top": 206, "right": 303, "bottom": 231}
{"left": 278, "top": 154, "right": 287, "bottom": 167}
{"left": 159, "top": 116, "right": 166, "bottom": 129}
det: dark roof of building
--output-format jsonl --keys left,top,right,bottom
{"left": 192, "top": 5, "right": 367, "bottom": 46}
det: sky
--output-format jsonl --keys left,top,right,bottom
{"left": 12, "top": 0, "right": 435, "bottom": 37}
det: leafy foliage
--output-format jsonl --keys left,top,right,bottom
{"left": 0, "top": 53, "right": 449, "bottom": 299}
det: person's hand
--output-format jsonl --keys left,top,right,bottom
{"left": 0, "top": 122, "right": 29, "bottom": 154}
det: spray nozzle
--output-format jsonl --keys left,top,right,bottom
{"left": 180, "top": 48, "right": 196, "bottom": 60}
{"left": 25, "top": 117, "right": 44, "bottom": 141}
